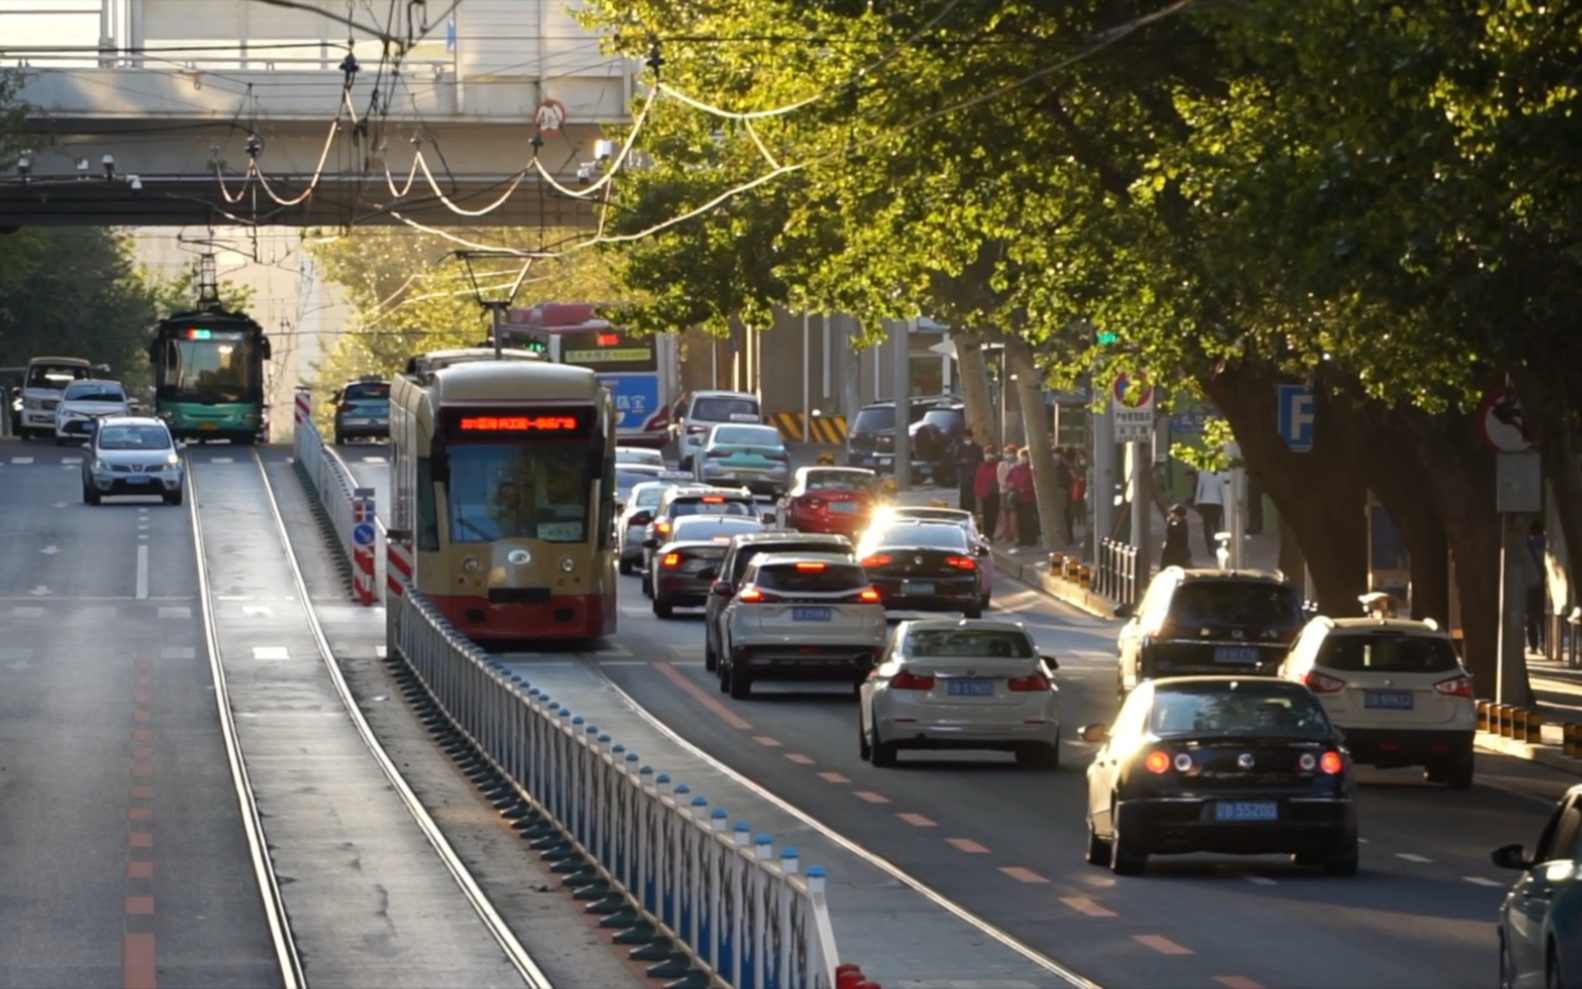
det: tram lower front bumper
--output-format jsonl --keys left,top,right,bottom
{"left": 429, "top": 591, "right": 612, "bottom": 640}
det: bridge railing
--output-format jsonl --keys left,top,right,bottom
{"left": 290, "top": 390, "right": 842, "bottom": 987}
{"left": 390, "top": 586, "right": 841, "bottom": 988}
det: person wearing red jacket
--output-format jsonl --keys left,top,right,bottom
{"left": 1005, "top": 448, "right": 1038, "bottom": 548}
{"left": 974, "top": 451, "right": 1001, "bottom": 542}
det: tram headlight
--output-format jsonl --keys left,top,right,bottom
{"left": 462, "top": 556, "right": 482, "bottom": 574}
{"left": 559, "top": 556, "right": 575, "bottom": 573}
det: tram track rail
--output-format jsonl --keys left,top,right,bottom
{"left": 186, "top": 448, "right": 555, "bottom": 989}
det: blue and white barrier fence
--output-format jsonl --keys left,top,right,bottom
{"left": 289, "top": 392, "right": 844, "bottom": 987}
{"left": 292, "top": 389, "right": 383, "bottom": 606}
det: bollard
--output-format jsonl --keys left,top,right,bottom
{"left": 1078, "top": 565, "right": 1093, "bottom": 590}
{"left": 1498, "top": 705, "right": 1515, "bottom": 739}
{"left": 1476, "top": 700, "right": 1490, "bottom": 734}
{"left": 1526, "top": 709, "right": 1544, "bottom": 744}
{"left": 1489, "top": 704, "right": 1504, "bottom": 737}
{"left": 1513, "top": 707, "right": 1530, "bottom": 741}
{"left": 1049, "top": 553, "right": 1064, "bottom": 572}
{"left": 1566, "top": 723, "right": 1579, "bottom": 759}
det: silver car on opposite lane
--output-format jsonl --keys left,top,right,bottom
{"left": 81, "top": 417, "right": 186, "bottom": 506}
{"left": 859, "top": 619, "right": 1062, "bottom": 769}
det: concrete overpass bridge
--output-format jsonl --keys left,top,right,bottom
{"left": 0, "top": 0, "right": 635, "bottom": 228}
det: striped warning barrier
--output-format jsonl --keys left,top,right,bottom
{"left": 770, "top": 411, "right": 848, "bottom": 444}
{"left": 293, "top": 389, "right": 312, "bottom": 427}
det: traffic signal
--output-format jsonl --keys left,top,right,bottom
{"left": 1096, "top": 330, "right": 1118, "bottom": 346}
{"left": 522, "top": 339, "right": 547, "bottom": 354}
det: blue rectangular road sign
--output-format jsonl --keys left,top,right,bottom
{"left": 1278, "top": 384, "right": 1315, "bottom": 453}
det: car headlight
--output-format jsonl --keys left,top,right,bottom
{"left": 166, "top": 453, "right": 180, "bottom": 466}
{"left": 93, "top": 459, "right": 110, "bottom": 472}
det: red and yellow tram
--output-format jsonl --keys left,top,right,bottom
{"left": 386, "top": 356, "right": 618, "bottom": 642}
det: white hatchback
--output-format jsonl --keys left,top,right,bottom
{"left": 1279, "top": 617, "right": 1476, "bottom": 787}
{"left": 717, "top": 553, "right": 886, "bottom": 699}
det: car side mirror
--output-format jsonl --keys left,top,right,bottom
{"left": 696, "top": 565, "right": 719, "bottom": 582}
{"left": 975, "top": 544, "right": 990, "bottom": 557}
{"left": 1041, "top": 654, "right": 1060, "bottom": 670}
{"left": 710, "top": 580, "right": 732, "bottom": 597}
{"left": 642, "top": 537, "right": 660, "bottom": 549}
{"left": 1491, "top": 844, "right": 1530, "bottom": 871}
{"left": 1078, "top": 724, "right": 1108, "bottom": 744}
{"left": 80, "top": 442, "right": 92, "bottom": 450}
{"left": 1112, "top": 603, "right": 1135, "bottom": 619}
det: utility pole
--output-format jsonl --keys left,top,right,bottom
{"left": 1090, "top": 402, "right": 1115, "bottom": 558}
{"left": 893, "top": 318, "right": 912, "bottom": 491}
{"left": 1130, "top": 441, "right": 1152, "bottom": 585}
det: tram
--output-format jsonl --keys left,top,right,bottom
{"left": 148, "top": 308, "right": 271, "bottom": 443}
{"left": 387, "top": 355, "right": 618, "bottom": 642}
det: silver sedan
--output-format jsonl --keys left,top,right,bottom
{"left": 81, "top": 417, "right": 186, "bottom": 506}
{"left": 859, "top": 619, "right": 1062, "bottom": 769}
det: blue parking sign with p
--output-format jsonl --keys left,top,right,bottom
{"left": 1278, "top": 384, "right": 1315, "bottom": 453}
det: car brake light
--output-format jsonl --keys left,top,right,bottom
{"left": 1144, "top": 751, "right": 1171, "bottom": 774}
{"left": 889, "top": 669, "right": 935, "bottom": 690}
{"left": 655, "top": 521, "right": 672, "bottom": 534}
{"left": 661, "top": 553, "right": 681, "bottom": 568}
{"left": 738, "top": 587, "right": 764, "bottom": 603}
{"left": 1304, "top": 671, "right": 1347, "bottom": 693}
{"left": 1433, "top": 674, "right": 1473, "bottom": 697}
{"left": 702, "top": 496, "right": 725, "bottom": 503}
{"left": 1007, "top": 672, "right": 1051, "bottom": 691}
{"left": 706, "top": 449, "right": 730, "bottom": 458}
{"left": 946, "top": 556, "right": 976, "bottom": 570}
{"left": 859, "top": 588, "right": 881, "bottom": 603}
{"left": 1320, "top": 751, "right": 1344, "bottom": 774}
{"left": 795, "top": 562, "right": 827, "bottom": 571}
{"left": 863, "top": 554, "right": 893, "bottom": 567}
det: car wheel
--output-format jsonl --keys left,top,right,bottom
{"left": 717, "top": 654, "right": 731, "bottom": 694}
{"left": 1549, "top": 940, "right": 1564, "bottom": 989}
{"left": 1016, "top": 738, "right": 1061, "bottom": 770}
{"left": 963, "top": 605, "right": 983, "bottom": 620}
{"left": 652, "top": 598, "right": 674, "bottom": 619}
{"left": 870, "top": 728, "right": 898, "bottom": 768}
{"left": 1500, "top": 932, "right": 1517, "bottom": 989}
{"left": 727, "top": 657, "right": 752, "bottom": 700}
{"left": 1085, "top": 816, "right": 1111, "bottom": 866}
{"left": 1109, "top": 805, "right": 1148, "bottom": 876}
{"left": 641, "top": 571, "right": 652, "bottom": 597}
{"left": 83, "top": 484, "right": 101, "bottom": 506}
{"left": 334, "top": 431, "right": 345, "bottom": 445}
{"left": 164, "top": 489, "right": 183, "bottom": 506}
{"left": 618, "top": 556, "right": 634, "bottom": 576}
{"left": 1322, "top": 836, "right": 1360, "bottom": 877}
{"left": 858, "top": 715, "right": 872, "bottom": 761}
{"left": 1446, "top": 747, "right": 1475, "bottom": 790}
{"left": 704, "top": 634, "right": 718, "bottom": 673}
{"left": 54, "top": 435, "right": 66, "bottom": 447}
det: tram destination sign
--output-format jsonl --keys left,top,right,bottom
{"left": 441, "top": 404, "right": 596, "bottom": 439}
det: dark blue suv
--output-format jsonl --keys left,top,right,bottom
{"left": 332, "top": 377, "right": 390, "bottom": 444}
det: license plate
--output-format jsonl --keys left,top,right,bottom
{"left": 792, "top": 607, "right": 832, "bottom": 622}
{"left": 862, "top": 456, "right": 876, "bottom": 466}
{"left": 1364, "top": 690, "right": 1415, "bottom": 710}
{"left": 877, "top": 456, "right": 893, "bottom": 465}
{"left": 831, "top": 503, "right": 858, "bottom": 514}
{"left": 947, "top": 679, "right": 996, "bottom": 697}
{"left": 125, "top": 475, "right": 152, "bottom": 484}
{"left": 344, "top": 418, "right": 369, "bottom": 425}
{"left": 1214, "top": 646, "right": 1261, "bottom": 664}
{"left": 200, "top": 422, "right": 218, "bottom": 430}
{"left": 900, "top": 581, "right": 935, "bottom": 595}
{"left": 1215, "top": 801, "right": 1278, "bottom": 822}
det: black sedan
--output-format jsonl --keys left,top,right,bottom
{"left": 856, "top": 519, "right": 987, "bottom": 618}
{"left": 1081, "top": 676, "right": 1357, "bottom": 877}
{"left": 650, "top": 515, "right": 765, "bottom": 618}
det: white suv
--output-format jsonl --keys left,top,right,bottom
{"left": 673, "top": 390, "right": 763, "bottom": 471}
{"left": 1279, "top": 617, "right": 1476, "bottom": 788}
{"left": 717, "top": 553, "right": 886, "bottom": 700}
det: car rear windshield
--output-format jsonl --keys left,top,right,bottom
{"left": 852, "top": 407, "right": 895, "bottom": 432}
{"left": 1150, "top": 682, "right": 1331, "bottom": 739}
{"left": 1170, "top": 581, "right": 1302, "bottom": 628}
{"left": 1318, "top": 633, "right": 1461, "bottom": 674}
{"left": 756, "top": 561, "right": 866, "bottom": 592}
{"left": 672, "top": 516, "right": 762, "bottom": 540}
{"left": 713, "top": 425, "right": 781, "bottom": 446}
{"left": 692, "top": 397, "right": 760, "bottom": 421}
{"left": 64, "top": 385, "right": 124, "bottom": 403}
{"left": 630, "top": 486, "right": 668, "bottom": 509}
{"left": 732, "top": 542, "right": 852, "bottom": 580}
{"left": 807, "top": 470, "right": 873, "bottom": 491}
{"left": 868, "top": 523, "right": 969, "bottom": 550}
{"left": 671, "top": 498, "right": 754, "bottom": 518}
{"left": 344, "top": 382, "right": 390, "bottom": 400}
{"left": 908, "top": 629, "right": 1034, "bottom": 658}
{"left": 921, "top": 409, "right": 961, "bottom": 429}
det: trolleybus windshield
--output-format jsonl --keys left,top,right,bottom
{"left": 157, "top": 328, "right": 261, "bottom": 401}
{"left": 440, "top": 405, "right": 601, "bottom": 545}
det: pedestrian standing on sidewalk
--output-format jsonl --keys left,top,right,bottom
{"left": 1007, "top": 448, "right": 1038, "bottom": 548}
{"left": 1051, "top": 446, "right": 1074, "bottom": 546}
{"left": 1527, "top": 519, "right": 1549, "bottom": 654}
{"left": 1193, "top": 467, "right": 1227, "bottom": 557}
{"left": 975, "top": 452, "right": 1002, "bottom": 543}
{"left": 997, "top": 444, "right": 1018, "bottom": 543}
{"left": 1160, "top": 504, "right": 1194, "bottom": 569}
{"left": 956, "top": 429, "right": 984, "bottom": 515}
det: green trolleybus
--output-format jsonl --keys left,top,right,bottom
{"left": 148, "top": 309, "right": 272, "bottom": 443}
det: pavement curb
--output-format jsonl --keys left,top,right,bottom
{"left": 990, "top": 545, "right": 1117, "bottom": 619}
{"left": 1475, "top": 730, "right": 1582, "bottom": 776}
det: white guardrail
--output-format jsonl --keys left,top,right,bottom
{"left": 289, "top": 395, "right": 845, "bottom": 989}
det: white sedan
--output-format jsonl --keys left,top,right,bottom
{"left": 859, "top": 619, "right": 1061, "bottom": 769}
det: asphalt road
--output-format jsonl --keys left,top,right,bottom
{"left": 0, "top": 439, "right": 280, "bottom": 988}
{"left": 335, "top": 437, "right": 1573, "bottom": 988}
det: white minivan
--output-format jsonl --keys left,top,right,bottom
{"left": 18, "top": 356, "right": 96, "bottom": 440}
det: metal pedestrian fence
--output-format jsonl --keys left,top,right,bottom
{"left": 1095, "top": 539, "right": 1139, "bottom": 608}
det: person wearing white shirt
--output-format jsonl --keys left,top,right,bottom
{"left": 1193, "top": 469, "right": 1226, "bottom": 557}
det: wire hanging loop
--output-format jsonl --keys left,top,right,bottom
{"left": 446, "top": 249, "right": 536, "bottom": 358}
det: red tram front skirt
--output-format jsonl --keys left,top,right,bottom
{"left": 429, "top": 591, "right": 615, "bottom": 642}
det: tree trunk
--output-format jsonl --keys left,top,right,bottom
{"left": 1006, "top": 335, "right": 1070, "bottom": 546}
{"left": 1199, "top": 361, "right": 1368, "bottom": 614}
{"left": 1512, "top": 368, "right": 1581, "bottom": 634}
{"left": 953, "top": 330, "right": 997, "bottom": 449}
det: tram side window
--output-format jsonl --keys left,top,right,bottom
{"left": 416, "top": 457, "right": 440, "bottom": 551}
{"left": 446, "top": 444, "right": 590, "bottom": 544}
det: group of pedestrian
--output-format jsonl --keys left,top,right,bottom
{"left": 955, "top": 430, "right": 1087, "bottom": 550}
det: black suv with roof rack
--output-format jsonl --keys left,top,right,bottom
{"left": 1113, "top": 568, "right": 1307, "bottom": 697}
{"left": 846, "top": 396, "right": 963, "bottom": 483}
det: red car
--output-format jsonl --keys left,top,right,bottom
{"left": 780, "top": 467, "right": 880, "bottom": 535}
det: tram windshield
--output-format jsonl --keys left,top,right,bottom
{"left": 446, "top": 444, "right": 592, "bottom": 544}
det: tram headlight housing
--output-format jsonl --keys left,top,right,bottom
{"left": 559, "top": 556, "right": 575, "bottom": 573}
{"left": 462, "top": 557, "right": 482, "bottom": 574}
